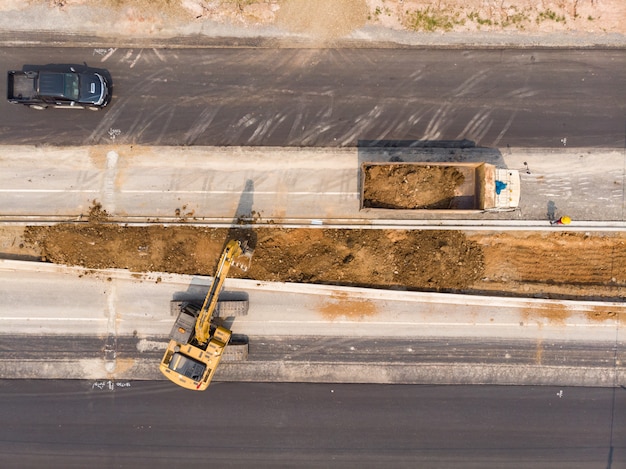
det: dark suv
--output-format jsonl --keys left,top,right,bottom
{"left": 7, "top": 66, "right": 111, "bottom": 110}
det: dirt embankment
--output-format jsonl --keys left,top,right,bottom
{"left": 19, "top": 217, "right": 626, "bottom": 301}
{"left": 9, "top": 0, "right": 626, "bottom": 39}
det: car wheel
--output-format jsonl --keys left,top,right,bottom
{"left": 86, "top": 106, "right": 101, "bottom": 111}
{"left": 29, "top": 104, "right": 47, "bottom": 110}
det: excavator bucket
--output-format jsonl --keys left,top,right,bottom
{"left": 232, "top": 241, "right": 254, "bottom": 272}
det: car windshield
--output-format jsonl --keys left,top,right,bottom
{"left": 64, "top": 73, "right": 79, "bottom": 100}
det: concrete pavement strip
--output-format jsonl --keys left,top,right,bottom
{"left": 0, "top": 259, "right": 623, "bottom": 387}
{"left": 0, "top": 145, "right": 624, "bottom": 223}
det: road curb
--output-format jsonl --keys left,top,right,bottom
{"left": 1, "top": 30, "right": 626, "bottom": 50}
{"left": 1, "top": 358, "right": 622, "bottom": 387}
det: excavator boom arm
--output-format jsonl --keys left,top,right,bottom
{"left": 194, "top": 239, "right": 245, "bottom": 344}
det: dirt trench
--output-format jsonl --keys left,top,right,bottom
{"left": 23, "top": 224, "right": 483, "bottom": 292}
{"left": 18, "top": 219, "right": 626, "bottom": 301}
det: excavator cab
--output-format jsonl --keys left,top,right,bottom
{"left": 167, "top": 352, "right": 206, "bottom": 382}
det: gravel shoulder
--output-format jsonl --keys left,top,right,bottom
{"left": 0, "top": 0, "right": 625, "bottom": 48}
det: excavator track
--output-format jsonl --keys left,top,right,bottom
{"left": 169, "top": 300, "right": 249, "bottom": 318}
{"left": 215, "top": 300, "right": 249, "bottom": 317}
{"left": 222, "top": 335, "right": 249, "bottom": 362}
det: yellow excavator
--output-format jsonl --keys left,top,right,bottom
{"left": 159, "top": 239, "right": 253, "bottom": 391}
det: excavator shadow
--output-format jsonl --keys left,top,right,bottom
{"left": 223, "top": 178, "right": 258, "bottom": 256}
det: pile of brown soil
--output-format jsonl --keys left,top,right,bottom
{"left": 24, "top": 225, "right": 484, "bottom": 292}
{"left": 362, "top": 164, "right": 465, "bottom": 209}
{"left": 20, "top": 221, "right": 626, "bottom": 300}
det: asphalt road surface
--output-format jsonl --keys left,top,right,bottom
{"left": 0, "top": 380, "right": 623, "bottom": 468}
{"left": 1, "top": 48, "right": 625, "bottom": 148}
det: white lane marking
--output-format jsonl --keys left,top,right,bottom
{"left": 0, "top": 189, "right": 99, "bottom": 193}
{"left": 0, "top": 317, "right": 105, "bottom": 321}
{"left": 152, "top": 48, "right": 165, "bottom": 62}
{"left": 235, "top": 320, "right": 617, "bottom": 328}
{"left": 130, "top": 49, "right": 143, "bottom": 69}
{"left": 119, "top": 190, "right": 354, "bottom": 195}
{"left": 0, "top": 190, "right": 354, "bottom": 196}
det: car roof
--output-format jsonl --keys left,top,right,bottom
{"left": 38, "top": 71, "right": 70, "bottom": 98}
